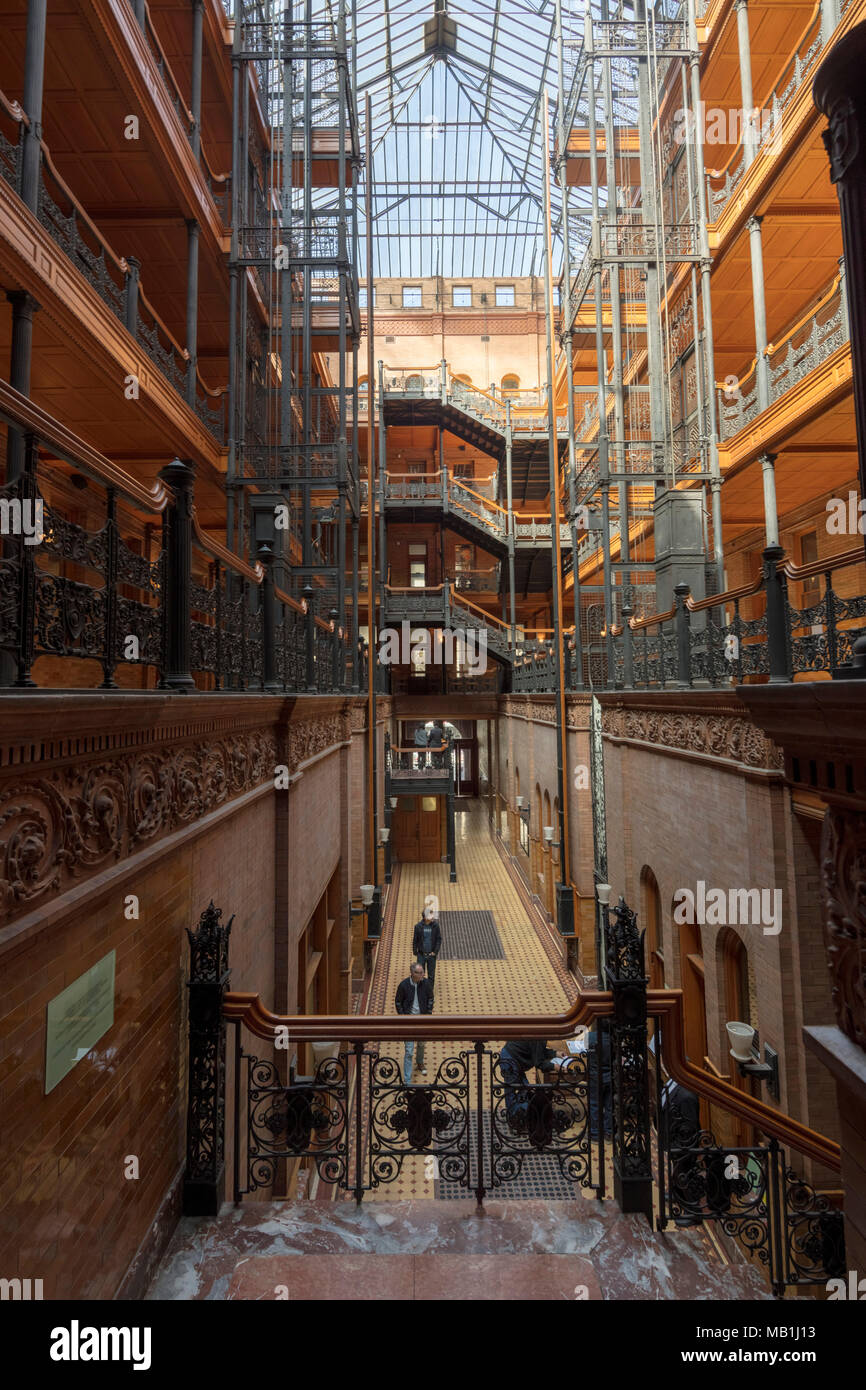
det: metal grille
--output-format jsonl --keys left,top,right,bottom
{"left": 438, "top": 910, "right": 505, "bottom": 961}
{"left": 436, "top": 1114, "right": 579, "bottom": 1201}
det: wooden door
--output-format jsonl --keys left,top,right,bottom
{"left": 418, "top": 795, "right": 441, "bottom": 861}
{"left": 391, "top": 795, "right": 442, "bottom": 862}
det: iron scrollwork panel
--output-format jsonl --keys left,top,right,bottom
{"left": 487, "top": 1050, "right": 594, "bottom": 1191}
{"left": 242, "top": 1051, "right": 351, "bottom": 1195}
{"left": 365, "top": 1050, "right": 472, "bottom": 1192}
{"left": 666, "top": 1132, "right": 773, "bottom": 1274}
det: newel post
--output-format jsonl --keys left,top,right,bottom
{"left": 606, "top": 898, "right": 653, "bottom": 1221}
{"left": 183, "top": 902, "right": 233, "bottom": 1216}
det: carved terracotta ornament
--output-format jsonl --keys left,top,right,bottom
{"left": 0, "top": 729, "right": 278, "bottom": 918}
{"left": 601, "top": 704, "right": 783, "bottom": 771}
{"left": 820, "top": 807, "right": 866, "bottom": 1051}
{"left": 822, "top": 96, "right": 860, "bottom": 186}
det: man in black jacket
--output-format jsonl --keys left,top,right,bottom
{"left": 498, "top": 1038, "right": 557, "bottom": 1128}
{"left": 395, "top": 962, "right": 434, "bottom": 1084}
{"left": 412, "top": 907, "right": 442, "bottom": 985}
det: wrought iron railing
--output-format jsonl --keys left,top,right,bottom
{"left": 717, "top": 273, "right": 850, "bottom": 441}
{"left": 184, "top": 897, "right": 844, "bottom": 1294}
{"left": 706, "top": 2, "right": 826, "bottom": 221}
{"left": 0, "top": 382, "right": 351, "bottom": 694}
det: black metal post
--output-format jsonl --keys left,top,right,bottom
{"left": 605, "top": 897, "right": 653, "bottom": 1221}
{"left": 303, "top": 582, "right": 316, "bottom": 691}
{"left": 183, "top": 902, "right": 233, "bottom": 1216}
{"left": 124, "top": 256, "right": 141, "bottom": 336}
{"left": 20, "top": 0, "right": 47, "bottom": 214}
{"left": 185, "top": 220, "right": 200, "bottom": 407}
{"left": 5, "top": 291, "right": 40, "bottom": 484}
{"left": 621, "top": 603, "right": 634, "bottom": 689}
{"left": 762, "top": 544, "right": 791, "bottom": 684}
{"left": 158, "top": 458, "right": 196, "bottom": 691}
{"left": 101, "top": 487, "right": 119, "bottom": 689}
{"left": 330, "top": 606, "right": 340, "bottom": 690}
{"left": 190, "top": 0, "right": 204, "bottom": 162}
{"left": 674, "top": 581, "right": 691, "bottom": 688}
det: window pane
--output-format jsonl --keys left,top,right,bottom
{"left": 403, "top": 285, "right": 422, "bottom": 307}
{"left": 410, "top": 562, "right": 426, "bottom": 587}
{"left": 452, "top": 285, "right": 472, "bottom": 306}
{"left": 495, "top": 285, "right": 515, "bottom": 306}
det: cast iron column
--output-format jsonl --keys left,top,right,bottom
{"left": 20, "top": 0, "right": 48, "bottom": 213}
{"left": 5, "top": 291, "right": 40, "bottom": 482}
{"left": 186, "top": 219, "right": 200, "bottom": 407}
{"left": 747, "top": 216, "right": 771, "bottom": 411}
{"left": 190, "top": 0, "right": 204, "bottom": 163}
{"left": 815, "top": 24, "right": 866, "bottom": 572}
{"left": 158, "top": 459, "right": 196, "bottom": 692}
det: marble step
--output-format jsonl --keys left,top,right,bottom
{"left": 148, "top": 1198, "right": 773, "bottom": 1301}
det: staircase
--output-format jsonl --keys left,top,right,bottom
{"left": 147, "top": 1197, "right": 773, "bottom": 1301}
{"left": 381, "top": 366, "right": 569, "bottom": 502}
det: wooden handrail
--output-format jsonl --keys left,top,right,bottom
{"left": 629, "top": 603, "right": 677, "bottom": 632}
{"left": 143, "top": 2, "right": 194, "bottom": 125}
{"left": 780, "top": 543, "right": 865, "bottom": 584}
{"left": 449, "top": 587, "right": 511, "bottom": 630}
{"left": 705, "top": 1, "right": 822, "bottom": 186}
{"left": 40, "top": 140, "right": 128, "bottom": 277}
{"left": 274, "top": 584, "right": 306, "bottom": 615}
{"left": 138, "top": 285, "right": 189, "bottom": 363}
{"left": 686, "top": 571, "right": 764, "bottom": 614}
{"left": 0, "top": 89, "right": 28, "bottom": 127}
{"left": 194, "top": 364, "right": 228, "bottom": 399}
{"left": 220, "top": 987, "right": 840, "bottom": 1171}
{"left": 452, "top": 479, "right": 508, "bottom": 516}
{"left": 391, "top": 743, "right": 447, "bottom": 753}
{"left": 0, "top": 379, "right": 168, "bottom": 512}
{"left": 191, "top": 509, "right": 263, "bottom": 583}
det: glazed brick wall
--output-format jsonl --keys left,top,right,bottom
{"left": 601, "top": 730, "right": 836, "bottom": 1148}
{"left": 0, "top": 791, "right": 275, "bottom": 1302}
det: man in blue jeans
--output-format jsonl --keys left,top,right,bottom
{"left": 395, "top": 962, "right": 434, "bottom": 1084}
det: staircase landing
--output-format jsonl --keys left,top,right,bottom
{"left": 147, "top": 1199, "right": 773, "bottom": 1301}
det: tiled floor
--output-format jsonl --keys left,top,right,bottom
{"left": 362, "top": 800, "right": 573, "bottom": 1202}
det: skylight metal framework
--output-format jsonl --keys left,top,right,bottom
{"left": 350, "top": 0, "right": 585, "bottom": 278}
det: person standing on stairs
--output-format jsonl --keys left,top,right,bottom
{"left": 395, "top": 962, "right": 434, "bottom": 1084}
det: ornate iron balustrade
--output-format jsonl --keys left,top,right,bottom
{"left": 620, "top": 546, "right": 866, "bottom": 692}
{"left": 183, "top": 897, "right": 844, "bottom": 1293}
{"left": 653, "top": 1018, "right": 844, "bottom": 1295}
{"left": 451, "top": 565, "right": 501, "bottom": 592}
{"left": 0, "top": 87, "right": 226, "bottom": 445}
{"left": 706, "top": 4, "right": 826, "bottom": 221}
{"left": 0, "top": 400, "right": 352, "bottom": 694}
{"left": 0, "top": 456, "right": 167, "bottom": 690}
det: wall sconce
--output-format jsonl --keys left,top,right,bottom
{"left": 351, "top": 883, "right": 381, "bottom": 938}
{"left": 379, "top": 827, "right": 390, "bottom": 844}
{"left": 596, "top": 882, "right": 612, "bottom": 907}
{"left": 390, "top": 796, "right": 398, "bottom": 809}
{"left": 543, "top": 824, "right": 561, "bottom": 849}
{"left": 515, "top": 795, "right": 524, "bottom": 808}
{"left": 726, "top": 1022, "right": 779, "bottom": 1098}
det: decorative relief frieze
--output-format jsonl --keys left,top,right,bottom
{"left": 601, "top": 704, "right": 783, "bottom": 770}
{"left": 820, "top": 807, "right": 866, "bottom": 1051}
{"left": 0, "top": 727, "right": 278, "bottom": 919}
{"left": 288, "top": 715, "right": 346, "bottom": 770}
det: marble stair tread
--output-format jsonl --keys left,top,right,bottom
{"left": 227, "top": 1253, "right": 603, "bottom": 1301}
{"left": 148, "top": 1200, "right": 773, "bottom": 1301}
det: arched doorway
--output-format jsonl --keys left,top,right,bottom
{"left": 718, "top": 927, "right": 757, "bottom": 1146}
{"left": 641, "top": 868, "right": 665, "bottom": 989}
